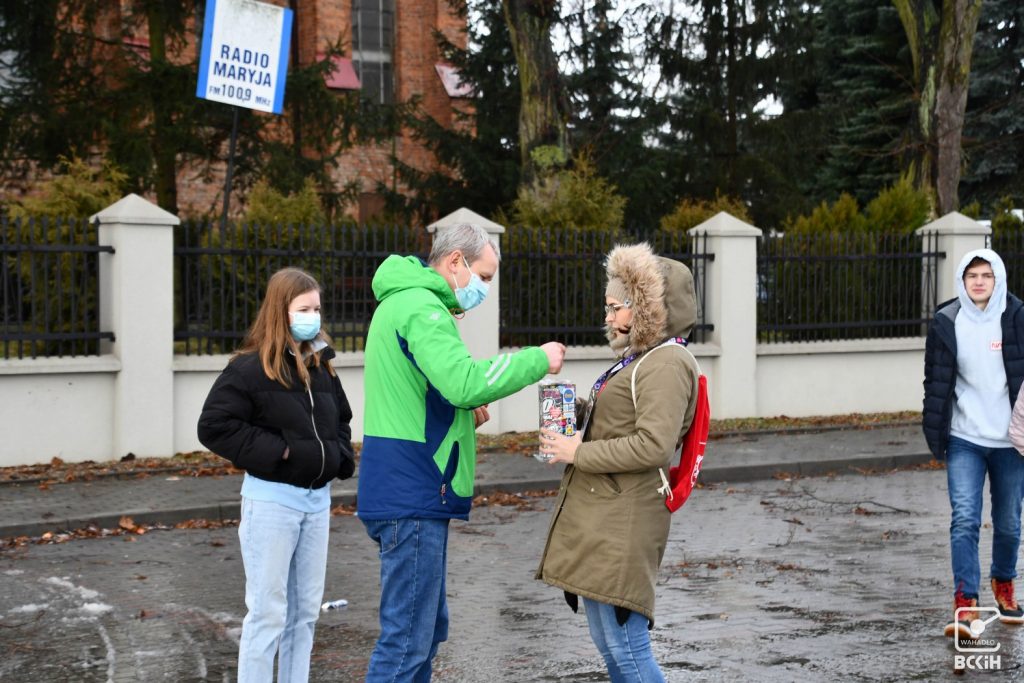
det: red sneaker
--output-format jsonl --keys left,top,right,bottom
{"left": 992, "top": 578, "right": 1024, "bottom": 625}
{"left": 944, "top": 592, "right": 979, "bottom": 639}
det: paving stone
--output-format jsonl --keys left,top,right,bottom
{"left": 2, "top": 468, "right": 1020, "bottom": 681}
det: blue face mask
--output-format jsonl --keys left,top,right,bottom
{"left": 453, "top": 257, "right": 489, "bottom": 311}
{"left": 289, "top": 312, "right": 321, "bottom": 342}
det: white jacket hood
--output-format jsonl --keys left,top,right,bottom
{"left": 955, "top": 248, "right": 1007, "bottom": 324}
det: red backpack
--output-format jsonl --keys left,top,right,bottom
{"left": 630, "top": 340, "right": 710, "bottom": 513}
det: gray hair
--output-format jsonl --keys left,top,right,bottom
{"left": 428, "top": 223, "right": 501, "bottom": 265}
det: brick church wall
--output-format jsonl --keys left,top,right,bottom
{"left": 175, "top": 0, "right": 469, "bottom": 222}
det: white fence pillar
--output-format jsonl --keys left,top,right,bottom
{"left": 427, "top": 208, "right": 505, "bottom": 434}
{"left": 689, "top": 212, "right": 762, "bottom": 418}
{"left": 916, "top": 211, "right": 990, "bottom": 304}
{"left": 93, "top": 194, "right": 179, "bottom": 457}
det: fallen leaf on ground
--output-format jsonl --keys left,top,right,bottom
{"left": 473, "top": 489, "right": 557, "bottom": 510}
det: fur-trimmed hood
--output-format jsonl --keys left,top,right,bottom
{"left": 604, "top": 243, "right": 697, "bottom": 354}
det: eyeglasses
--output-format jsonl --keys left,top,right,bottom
{"left": 604, "top": 301, "right": 631, "bottom": 316}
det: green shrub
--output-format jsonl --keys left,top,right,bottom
{"left": 784, "top": 193, "right": 867, "bottom": 234}
{"left": 991, "top": 196, "right": 1024, "bottom": 233}
{"left": 6, "top": 155, "right": 128, "bottom": 221}
{"left": 1, "top": 214, "right": 104, "bottom": 358}
{"left": 504, "top": 155, "right": 626, "bottom": 232}
{"left": 863, "top": 176, "right": 931, "bottom": 234}
{"left": 659, "top": 193, "right": 752, "bottom": 233}
{"left": 783, "top": 178, "right": 930, "bottom": 235}
{"left": 961, "top": 201, "right": 982, "bottom": 219}
{"left": 989, "top": 197, "right": 1024, "bottom": 298}
{"left": 529, "top": 144, "right": 568, "bottom": 173}
{"left": 762, "top": 179, "right": 933, "bottom": 342}
{"left": 496, "top": 156, "right": 627, "bottom": 347}
{"left": 243, "top": 177, "right": 326, "bottom": 227}
{"left": 1, "top": 156, "right": 125, "bottom": 357}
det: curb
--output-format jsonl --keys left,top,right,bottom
{"left": 697, "top": 451, "right": 935, "bottom": 484}
{"left": 0, "top": 451, "right": 936, "bottom": 540}
{"left": 0, "top": 481, "right": 566, "bottom": 539}
{"left": 0, "top": 424, "right": 923, "bottom": 487}
{"left": 708, "top": 420, "right": 921, "bottom": 440}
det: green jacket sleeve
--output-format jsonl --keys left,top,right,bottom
{"left": 402, "top": 302, "right": 549, "bottom": 408}
{"left": 574, "top": 358, "right": 694, "bottom": 474}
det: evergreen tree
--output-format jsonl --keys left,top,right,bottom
{"left": 0, "top": 0, "right": 231, "bottom": 214}
{"left": 961, "top": 0, "right": 1024, "bottom": 212}
{"left": 561, "top": 1, "right": 670, "bottom": 228}
{"left": 812, "top": 1, "right": 913, "bottom": 208}
{"left": 395, "top": 0, "right": 664, "bottom": 226}
{"left": 388, "top": 0, "right": 522, "bottom": 222}
{"left": 0, "top": 1, "right": 119, "bottom": 178}
{"left": 0, "top": 1, "right": 380, "bottom": 218}
{"left": 643, "top": 0, "right": 815, "bottom": 228}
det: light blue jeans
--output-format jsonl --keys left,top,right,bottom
{"left": 947, "top": 436, "right": 1024, "bottom": 599}
{"left": 362, "top": 518, "right": 450, "bottom": 683}
{"left": 237, "top": 497, "right": 330, "bottom": 683}
{"left": 583, "top": 597, "right": 665, "bottom": 683}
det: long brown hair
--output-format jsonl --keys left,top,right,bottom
{"left": 234, "top": 267, "right": 334, "bottom": 388}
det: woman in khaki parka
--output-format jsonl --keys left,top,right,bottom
{"left": 537, "top": 242, "right": 699, "bottom": 683}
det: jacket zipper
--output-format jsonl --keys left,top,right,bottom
{"left": 439, "top": 446, "right": 460, "bottom": 506}
{"left": 307, "top": 385, "right": 326, "bottom": 489}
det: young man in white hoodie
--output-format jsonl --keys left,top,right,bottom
{"left": 923, "top": 249, "right": 1024, "bottom": 639}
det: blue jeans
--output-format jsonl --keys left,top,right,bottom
{"left": 582, "top": 597, "right": 665, "bottom": 683}
{"left": 237, "top": 498, "right": 330, "bottom": 683}
{"left": 947, "top": 436, "right": 1024, "bottom": 599}
{"left": 363, "top": 518, "right": 450, "bottom": 683}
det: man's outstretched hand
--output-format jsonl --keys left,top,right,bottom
{"left": 540, "top": 342, "right": 567, "bottom": 374}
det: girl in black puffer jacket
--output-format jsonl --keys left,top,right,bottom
{"left": 198, "top": 267, "right": 354, "bottom": 682}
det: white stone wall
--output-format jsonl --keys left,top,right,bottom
{"left": 0, "top": 357, "right": 118, "bottom": 463}
{"left": 0, "top": 198, "right": 990, "bottom": 466}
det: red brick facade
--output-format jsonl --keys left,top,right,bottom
{"left": 175, "top": 0, "right": 468, "bottom": 221}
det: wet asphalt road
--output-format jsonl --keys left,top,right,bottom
{"left": 2, "top": 467, "right": 1024, "bottom": 682}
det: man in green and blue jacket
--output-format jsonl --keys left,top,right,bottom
{"left": 358, "top": 223, "right": 566, "bottom": 682}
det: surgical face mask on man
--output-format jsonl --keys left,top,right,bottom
{"left": 289, "top": 312, "right": 321, "bottom": 341}
{"left": 453, "top": 256, "right": 490, "bottom": 311}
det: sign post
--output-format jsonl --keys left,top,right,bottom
{"left": 196, "top": 0, "right": 293, "bottom": 230}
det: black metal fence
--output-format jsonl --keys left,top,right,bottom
{"left": 499, "top": 227, "right": 714, "bottom": 347}
{"left": 1, "top": 216, "right": 115, "bottom": 358}
{"left": 5, "top": 215, "right": 956, "bottom": 357}
{"left": 757, "top": 231, "right": 942, "bottom": 342}
{"left": 174, "top": 221, "right": 428, "bottom": 354}
{"left": 176, "top": 222, "right": 714, "bottom": 354}
{"left": 991, "top": 227, "right": 1024, "bottom": 297}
